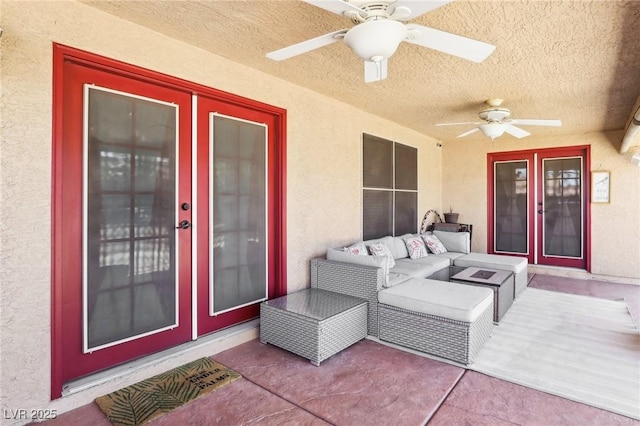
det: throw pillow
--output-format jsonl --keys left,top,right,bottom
{"left": 343, "top": 241, "right": 368, "bottom": 255}
{"left": 403, "top": 236, "right": 428, "bottom": 259}
{"left": 422, "top": 234, "right": 447, "bottom": 254}
{"left": 367, "top": 242, "right": 396, "bottom": 269}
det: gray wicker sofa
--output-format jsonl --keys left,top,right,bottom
{"left": 310, "top": 231, "right": 527, "bottom": 364}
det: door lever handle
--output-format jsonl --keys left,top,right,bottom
{"left": 537, "top": 209, "right": 546, "bottom": 214}
{"left": 176, "top": 220, "right": 191, "bottom": 229}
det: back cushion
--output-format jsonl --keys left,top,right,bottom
{"left": 389, "top": 234, "right": 412, "bottom": 259}
{"left": 433, "top": 230, "right": 470, "bottom": 254}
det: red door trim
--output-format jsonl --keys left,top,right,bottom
{"left": 535, "top": 147, "right": 590, "bottom": 270}
{"left": 486, "top": 151, "right": 535, "bottom": 263}
{"left": 486, "top": 145, "right": 590, "bottom": 270}
{"left": 51, "top": 44, "right": 287, "bottom": 398}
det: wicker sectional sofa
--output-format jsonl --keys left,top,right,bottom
{"left": 310, "top": 231, "right": 528, "bottom": 365}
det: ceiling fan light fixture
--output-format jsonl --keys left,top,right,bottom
{"left": 479, "top": 123, "right": 506, "bottom": 140}
{"left": 344, "top": 19, "right": 406, "bottom": 61}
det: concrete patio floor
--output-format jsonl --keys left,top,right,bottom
{"left": 39, "top": 274, "right": 639, "bottom": 426}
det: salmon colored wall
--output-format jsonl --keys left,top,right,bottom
{"left": 442, "top": 132, "right": 640, "bottom": 280}
{"left": 0, "top": 1, "right": 441, "bottom": 421}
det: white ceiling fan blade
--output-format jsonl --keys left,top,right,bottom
{"left": 266, "top": 30, "right": 347, "bottom": 61}
{"left": 509, "top": 119, "right": 562, "bottom": 127}
{"left": 435, "top": 121, "right": 482, "bottom": 126}
{"left": 457, "top": 127, "right": 480, "bottom": 138}
{"left": 504, "top": 124, "right": 531, "bottom": 138}
{"left": 364, "top": 59, "right": 388, "bottom": 83}
{"left": 405, "top": 24, "right": 496, "bottom": 63}
{"left": 303, "top": 0, "right": 366, "bottom": 18}
{"left": 389, "top": 0, "right": 453, "bottom": 20}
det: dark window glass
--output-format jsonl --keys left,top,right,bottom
{"left": 86, "top": 87, "right": 176, "bottom": 349}
{"left": 362, "top": 134, "right": 417, "bottom": 238}
{"left": 363, "top": 133, "right": 393, "bottom": 188}
{"left": 494, "top": 161, "right": 528, "bottom": 254}
{"left": 395, "top": 192, "right": 417, "bottom": 235}
{"left": 363, "top": 190, "right": 393, "bottom": 240}
{"left": 395, "top": 144, "right": 417, "bottom": 190}
{"left": 543, "top": 158, "right": 582, "bottom": 258}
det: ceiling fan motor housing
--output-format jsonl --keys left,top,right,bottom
{"left": 480, "top": 107, "right": 511, "bottom": 122}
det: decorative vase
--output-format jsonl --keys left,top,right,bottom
{"left": 444, "top": 213, "right": 459, "bottom": 224}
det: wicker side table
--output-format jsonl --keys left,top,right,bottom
{"left": 260, "top": 288, "right": 367, "bottom": 366}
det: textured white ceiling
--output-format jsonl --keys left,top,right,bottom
{"left": 83, "top": 0, "right": 640, "bottom": 147}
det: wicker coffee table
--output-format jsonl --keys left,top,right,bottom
{"left": 260, "top": 288, "right": 367, "bottom": 365}
{"left": 429, "top": 265, "right": 514, "bottom": 323}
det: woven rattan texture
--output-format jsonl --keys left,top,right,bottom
{"left": 311, "top": 259, "right": 382, "bottom": 337}
{"left": 378, "top": 301, "right": 494, "bottom": 365}
{"left": 260, "top": 292, "right": 367, "bottom": 365}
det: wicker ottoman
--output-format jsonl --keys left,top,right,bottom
{"left": 260, "top": 289, "right": 367, "bottom": 366}
{"left": 454, "top": 253, "right": 528, "bottom": 298}
{"left": 378, "top": 278, "right": 494, "bottom": 365}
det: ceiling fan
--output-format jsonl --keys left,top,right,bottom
{"left": 436, "top": 99, "right": 562, "bottom": 140}
{"left": 266, "top": 0, "right": 496, "bottom": 83}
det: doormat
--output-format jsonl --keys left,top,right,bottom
{"left": 95, "top": 357, "right": 241, "bottom": 426}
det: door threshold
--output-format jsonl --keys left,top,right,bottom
{"left": 62, "top": 319, "right": 259, "bottom": 397}
{"left": 529, "top": 265, "right": 639, "bottom": 285}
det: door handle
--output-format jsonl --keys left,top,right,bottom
{"left": 176, "top": 220, "right": 191, "bottom": 229}
{"left": 537, "top": 209, "right": 546, "bottom": 214}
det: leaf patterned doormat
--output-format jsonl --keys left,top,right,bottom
{"left": 95, "top": 357, "right": 241, "bottom": 426}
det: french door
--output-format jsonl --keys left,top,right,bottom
{"left": 488, "top": 146, "right": 590, "bottom": 270}
{"left": 52, "top": 45, "right": 286, "bottom": 397}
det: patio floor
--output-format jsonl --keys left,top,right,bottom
{"left": 40, "top": 274, "right": 639, "bottom": 426}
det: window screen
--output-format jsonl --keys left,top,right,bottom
{"left": 362, "top": 134, "right": 417, "bottom": 239}
{"left": 363, "top": 134, "right": 393, "bottom": 188}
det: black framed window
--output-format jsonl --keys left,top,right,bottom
{"left": 362, "top": 134, "right": 417, "bottom": 240}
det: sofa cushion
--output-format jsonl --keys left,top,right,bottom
{"left": 343, "top": 241, "right": 368, "bottom": 255}
{"left": 403, "top": 236, "right": 429, "bottom": 259}
{"left": 430, "top": 252, "right": 466, "bottom": 265}
{"left": 367, "top": 242, "right": 396, "bottom": 269}
{"left": 422, "top": 234, "right": 447, "bottom": 254}
{"left": 327, "top": 248, "right": 389, "bottom": 289}
{"left": 433, "top": 230, "right": 470, "bottom": 254}
{"left": 388, "top": 234, "right": 412, "bottom": 259}
{"left": 388, "top": 272, "right": 412, "bottom": 287}
{"left": 363, "top": 236, "right": 394, "bottom": 252}
{"left": 378, "top": 278, "right": 493, "bottom": 322}
{"left": 454, "top": 252, "right": 527, "bottom": 274}
{"left": 391, "top": 257, "right": 449, "bottom": 279}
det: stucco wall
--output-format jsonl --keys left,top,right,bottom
{"left": 0, "top": 1, "right": 441, "bottom": 421}
{"left": 442, "top": 132, "right": 640, "bottom": 280}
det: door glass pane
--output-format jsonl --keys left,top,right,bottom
{"left": 494, "top": 161, "right": 528, "bottom": 253}
{"left": 543, "top": 158, "right": 582, "bottom": 258}
{"left": 211, "top": 114, "right": 267, "bottom": 314}
{"left": 85, "top": 86, "right": 177, "bottom": 351}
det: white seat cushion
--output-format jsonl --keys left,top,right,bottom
{"left": 454, "top": 253, "right": 527, "bottom": 274}
{"left": 391, "top": 257, "right": 449, "bottom": 279}
{"left": 378, "top": 278, "right": 493, "bottom": 322}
